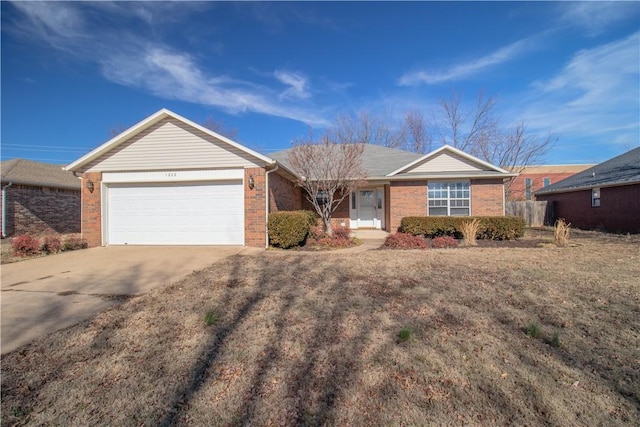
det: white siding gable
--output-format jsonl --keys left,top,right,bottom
{"left": 86, "top": 118, "right": 263, "bottom": 172}
{"left": 403, "top": 152, "right": 489, "bottom": 174}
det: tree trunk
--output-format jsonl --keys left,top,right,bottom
{"left": 324, "top": 217, "right": 333, "bottom": 237}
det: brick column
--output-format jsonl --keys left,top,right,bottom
{"left": 389, "top": 181, "right": 427, "bottom": 232}
{"left": 81, "top": 172, "right": 102, "bottom": 247}
{"left": 244, "top": 168, "right": 266, "bottom": 247}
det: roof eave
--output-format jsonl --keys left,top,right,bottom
{"left": 386, "top": 144, "right": 510, "bottom": 176}
{"left": 66, "top": 108, "right": 275, "bottom": 172}
{"left": 536, "top": 179, "right": 640, "bottom": 196}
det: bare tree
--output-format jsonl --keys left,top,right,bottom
{"left": 433, "top": 90, "right": 556, "bottom": 198}
{"left": 201, "top": 116, "right": 238, "bottom": 139}
{"left": 288, "top": 131, "right": 367, "bottom": 236}
{"left": 404, "top": 109, "right": 432, "bottom": 153}
{"left": 436, "top": 90, "right": 499, "bottom": 153}
{"left": 328, "top": 111, "right": 406, "bottom": 148}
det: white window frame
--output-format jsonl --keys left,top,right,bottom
{"left": 427, "top": 181, "right": 471, "bottom": 216}
{"left": 525, "top": 178, "right": 533, "bottom": 200}
{"left": 592, "top": 188, "right": 601, "bottom": 207}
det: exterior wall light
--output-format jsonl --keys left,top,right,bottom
{"left": 248, "top": 175, "right": 255, "bottom": 190}
{"left": 86, "top": 179, "right": 95, "bottom": 193}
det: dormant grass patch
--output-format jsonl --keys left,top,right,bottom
{"left": 2, "top": 230, "right": 639, "bottom": 426}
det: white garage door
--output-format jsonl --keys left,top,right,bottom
{"left": 107, "top": 181, "right": 243, "bottom": 245}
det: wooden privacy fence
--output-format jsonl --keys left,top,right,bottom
{"left": 506, "top": 201, "right": 554, "bottom": 227}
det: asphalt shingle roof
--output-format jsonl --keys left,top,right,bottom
{"left": 536, "top": 147, "right": 640, "bottom": 195}
{"left": 1, "top": 159, "right": 81, "bottom": 190}
{"left": 270, "top": 144, "right": 422, "bottom": 177}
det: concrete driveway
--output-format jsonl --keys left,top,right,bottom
{"left": 1, "top": 245, "right": 260, "bottom": 354}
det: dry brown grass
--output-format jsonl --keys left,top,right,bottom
{"left": 2, "top": 230, "right": 640, "bottom": 426}
{"left": 554, "top": 219, "right": 572, "bottom": 247}
{"left": 460, "top": 218, "right": 481, "bottom": 246}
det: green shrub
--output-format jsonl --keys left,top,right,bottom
{"left": 268, "top": 210, "right": 316, "bottom": 249}
{"left": 400, "top": 216, "right": 525, "bottom": 240}
{"left": 62, "top": 235, "right": 88, "bottom": 251}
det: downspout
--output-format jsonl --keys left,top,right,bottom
{"left": 2, "top": 182, "right": 13, "bottom": 238}
{"left": 264, "top": 164, "right": 279, "bottom": 248}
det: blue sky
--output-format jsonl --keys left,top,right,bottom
{"left": 2, "top": 1, "right": 639, "bottom": 166}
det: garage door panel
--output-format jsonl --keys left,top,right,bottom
{"left": 107, "top": 181, "right": 244, "bottom": 245}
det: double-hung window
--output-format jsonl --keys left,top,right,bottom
{"left": 428, "top": 181, "right": 470, "bottom": 216}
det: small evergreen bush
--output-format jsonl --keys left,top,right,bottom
{"left": 400, "top": 216, "right": 525, "bottom": 240}
{"left": 62, "top": 235, "right": 88, "bottom": 251}
{"left": 382, "top": 233, "right": 427, "bottom": 250}
{"left": 12, "top": 234, "right": 41, "bottom": 257}
{"left": 431, "top": 236, "right": 459, "bottom": 249}
{"left": 268, "top": 210, "right": 316, "bottom": 249}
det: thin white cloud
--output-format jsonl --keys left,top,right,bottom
{"left": 399, "top": 36, "right": 540, "bottom": 86}
{"left": 516, "top": 32, "right": 639, "bottom": 147}
{"left": 557, "top": 2, "right": 639, "bottom": 37}
{"left": 274, "top": 70, "right": 311, "bottom": 100}
{"left": 7, "top": 1, "right": 330, "bottom": 127}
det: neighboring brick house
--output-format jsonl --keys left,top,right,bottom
{"left": 535, "top": 147, "right": 640, "bottom": 234}
{"left": 66, "top": 109, "right": 516, "bottom": 248}
{"left": 506, "top": 164, "right": 594, "bottom": 201}
{"left": 1, "top": 159, "right": 81, "bottom": 237}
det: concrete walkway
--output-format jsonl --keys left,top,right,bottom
{"left": 345, "top": 229, "right": 388, "bottom": 253}
{"left": 1, "top": 245, "right": 260, "bottom": 354}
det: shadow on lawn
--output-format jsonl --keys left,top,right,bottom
{"left": 159, "top": 255, "right": 372, "bottom": 426}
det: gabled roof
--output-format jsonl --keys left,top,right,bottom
{"left": 66, "top": 109, "right": 275, "bottom": 172}
{"left": 1, "top": 159, "right": 81, "bottom": 190}
{"left": 536, "top": 146, "right": 640, "bottom": 195}
{"left": 387, "top": 144, "right": 514, "bottom": 177}
{"left": 270, "top": 144, "right": 422, "bottom": 178}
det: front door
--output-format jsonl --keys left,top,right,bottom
{"left": 358, "top": 190, "right": 376, "bottom": 227}
{"left": 350, "top": 188, "right": 384, "bottom": 229}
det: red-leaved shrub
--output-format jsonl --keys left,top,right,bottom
{"left": 41, "top": 235, "right": 62, "bottom": 254}
{"left": 431, "top": 236, "right": 459, "bottom": 249}
{"left": 382, "top": 233, "right": 427, "bottom": 250}
{"left": 332, "top": 226, "right": 351, "bottom": 240}
{"left": 12, "top": 234, "right": 41, "bottom": 257}
{"left": 304, "top": 226, "right": 355, "bottom": 249}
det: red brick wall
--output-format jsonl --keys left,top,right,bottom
{"left": 537, "top": 184, "right": 640, "bottom": 233}
{"left": 301, "top": 190, "right": 350, "bottom": 229}
{"left": 389, "top": 181, "right": 428, "bottom": 232}
{"left": 471, "top": 179, "right": 504, "bottom": 216}
{"left": 245, "top": 168, "right": 267, "bottom": 247}
{"left": 269, "top": 172, "right": 301, "bottom": 212}
{"left": 509, "top": 173, "right": 579, "bottom": 201}
{"left": 1, "top": 185, "right": 80, "bottom": 237}
{"left": 81, "top": 172, "right": 102, "bottom": 247}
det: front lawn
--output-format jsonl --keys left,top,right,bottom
{"left": 2, "top": 231, "right": 639, "bottom": 425}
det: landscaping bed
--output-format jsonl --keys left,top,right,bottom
{"left": 2, "top": 231, "right": 639, "bottom": 425}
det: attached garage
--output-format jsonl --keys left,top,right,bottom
{"left": 66, "top": 109, "right": 281, "bottom": 248}
{"left": 106, "top": 180, "right": 243, "bottom": 245}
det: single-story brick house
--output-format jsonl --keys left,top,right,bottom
{"left": 535, "top": 147, "right": 640, "bottom": 234}
{"left": 1, "top": 159, "right": 81, "bottom": 237}
{"left": 66, "top": 109, "right": 517, "bottom": 247}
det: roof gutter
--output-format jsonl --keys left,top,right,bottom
{"left": 2, "top": 181, "right": 13, "bottom": 238}
{"left": 264, "top": 164, "right": 279, "bottom": 248}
